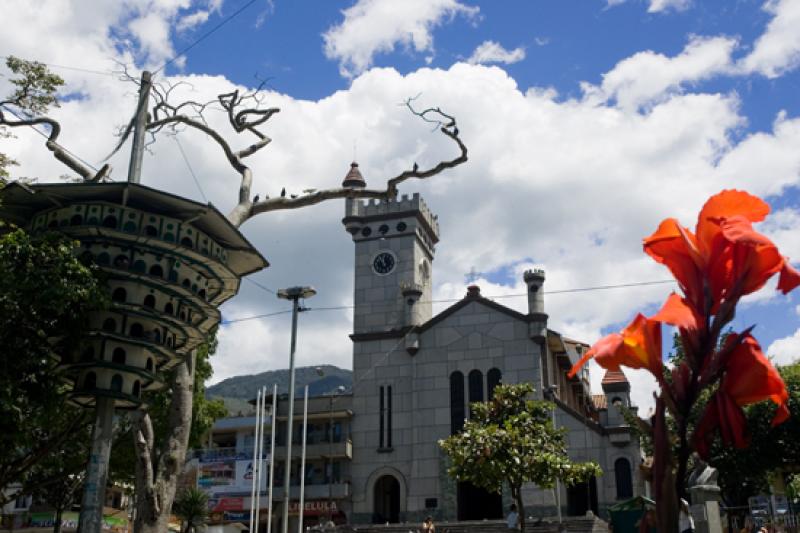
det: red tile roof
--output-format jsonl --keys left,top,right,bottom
{"left": 601, "top": 369, "right": 629, "bottom": 385}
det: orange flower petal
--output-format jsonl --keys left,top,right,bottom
{"left": 651, "top": 292, "right": 701, "bottom": 331}
{"left": 568, "top": 314, "right": 664, "bottom": 381}
{"left": 722, "top": 334, "right": 789, "bottom": 425}
{"left": 777, "top": 260, "right": 800, "bottom": 295}
{"left": 696, "top": 190, "right": 770, "bottom": 257}
{"left": 644, "top": 218, "right": 704, "bottom": 304}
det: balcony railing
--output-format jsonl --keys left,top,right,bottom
{"left": 192, "top": 439, "right": 352, "bottom": 463}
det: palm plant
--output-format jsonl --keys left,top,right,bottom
{"left": 173, "top": 487, "right": 209, "bottom": 533}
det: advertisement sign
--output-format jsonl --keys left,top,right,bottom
{"left": 26, "top": 512, "right": 127, "bottom": 531}
{"left": 199, "top": 460, "right": 236, "bottom": 488}
{"left": 224, "top": 510, "right": 249, "bottom": 522}
{"left": 288, "top": 500, "right": 338, "bottom": 517}
{"left": 201, "top": 459, "right": 268, "bottom": 494}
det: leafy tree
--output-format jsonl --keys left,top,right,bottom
{"left": 25, "top": 431, "right": 91, "bottom": 533}
{"left": 439, "top": 383, "right": 602, "bottom": 530}
{"left": 0, "top": 56, "right": 64, "bottom": 179}
{"left": 707, "top": 362, "right": 800, "bottom": 506}
{"left": 0, "top": 229, "right": 106, "bottom": 503}
{"left": 172, "top": 487, "right": 209, "bottom": 533}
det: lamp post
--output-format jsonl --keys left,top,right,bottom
{"left": 277, "top": 286, "right": 316, "bottom": 533}
{"left": 544, "top": 385, "right": 562, "bottom": 524}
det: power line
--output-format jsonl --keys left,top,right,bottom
{"left": 0, "top": 104, "right": 107, "bottom": 178}
{"left": 221, "top": 309, "right": 292, "bottom": 324}
{"left": 1, "top": 56, "right": 115, "bottom": 77}
{"left": 222, "top": 278, "right": 677, "bottom": 323}
{"left": 155, "top": 0, "right": 261, "bottom": 75}
{"left": 245, "top": 277, "right": 276, "bottom": 295}
{"left": 173, "top": 136, "right": 207, "bottom": 202}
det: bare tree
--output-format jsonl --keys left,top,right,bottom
{"left": 1, "top": 68, "right": 467, "bottom": 533}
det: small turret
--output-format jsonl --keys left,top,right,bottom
{"left": 602, "top": 369, "right": 631, "bottom": 426}
{"left": 524, "top": 269, "right": 547, "bottom": 341}
{"left": 343, "top": 161, "right": 366, "bottom": 227}
{"left": 342, "top": 161, "right": 366, "bottom": 188}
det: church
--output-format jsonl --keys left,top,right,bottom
{"left": 339, "top": 162, "right": 643, "bottom": 523}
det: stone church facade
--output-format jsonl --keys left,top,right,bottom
{"left": 339, "top": 163, "right": 642, "bottom": 524}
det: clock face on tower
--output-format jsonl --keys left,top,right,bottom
{"left": 372, "top": 251, "right": 396, "bottom": 275}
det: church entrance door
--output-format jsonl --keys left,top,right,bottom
{"left": 457, "top": 482, "right": 502, "bottom": 521}
{"left": 373, "top": 475, "right": 400, "bottom": 524}
{"left": 566, "top": 475, "right": 598, "bottom": 516}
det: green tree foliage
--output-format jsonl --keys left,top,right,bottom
{"left": 707, "top": 362, "right": 800, "bottom": 505}
{"left": 0, "top": 56, "right": 64, "bottom": 179}
{"left": 172, "top": 487, "right": 209, "bottom": 533}
{"left": 0, "top": 229, "right": 106, "bottom": 503}
{"left": 439, "top": 383, "right": 601, "bottom": 530}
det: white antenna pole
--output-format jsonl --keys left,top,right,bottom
{"left": 267, "top": 384, "right": 278, "bottom": 533}
{"left": 249, "top": 389, "right": 262, "bottom": 533}
{"left": 297, "top": 385, "right": 309, "bottom": 533}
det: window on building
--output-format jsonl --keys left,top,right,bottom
{"left": 112, "top": 348, "right": 126, "bottom": 365}
{"left": 450, "top": 371, "right": 465, "bottom": 435}
{"left": 110, "top": 374, "right": 123, "bottom": 393}
{"left": 143, "top": 294, "right": 156, "bottom": 308}
{"left": 111, "top": 287, "right": 127, "bottom": 303}
{"left": 487, "top": 368, "right": 502, "bottom": 400}
{"left": 130, "top": 323, "right": 144, "bottom": 338}
{"left": 149, "top": 264, "right": 164, "bottom": 278}
{"left": 468, "top": 369, "right": 484, "bottom": 418}
{"left": 146, "top": 358, "right": 154, "bottom": 372}
{"left": 132, "top": 380, "right": 141, "bottom": 398}
{"left": 84, "top": 372, "right": 97, "bottom": 390}
{"left": 614, "top": 458, "right": 633, "bottom": 499}
{"left": 378, "top": 385, "right": 393, "bottom": 449}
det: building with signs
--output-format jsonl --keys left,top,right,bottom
{"left": 189, "top": 394, "right": 353, "bottom": 531}
{"left": 193, "top": 164, "right": 642, "bottom": 530}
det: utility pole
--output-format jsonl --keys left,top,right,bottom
{"left": 78, "top": 69, "right": 152, "bottom": 533}
{"left": 128, "top": 70, "right": 152, "bottom": 184}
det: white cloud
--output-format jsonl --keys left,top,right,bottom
{"left": 606, "top": 0, "right": 691, "bottom": 14}
{"left": 467, "top": 41, "right": 526, "bottom": 65}
{"left": 768, "top": 330, "right": 800, "bottom": 367}
{"left": 176, "top": 10, "right": 210, "bottom": 33}
{"left": 582, "top": 35, "right": 737, "bottom": 111}
{"left": 4, "top": 1, "right": 800, "bottom": 415}
{"left": 647, "top": 0, "right": 691, "bottom": 13}
{"left": 739, "top": 0, "right": 800, "bottom": 78}
{"left": 322, "top": 0, "right": 479, "bottom": 78}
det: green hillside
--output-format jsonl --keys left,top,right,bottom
{"left": 206, "top": 365, "right": 352, "bottom": 416}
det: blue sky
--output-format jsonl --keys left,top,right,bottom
{"left": 2, "top": 0, "right": 800, "bottom": 410}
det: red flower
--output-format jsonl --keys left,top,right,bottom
{"left": 644, "top": 190, "right": 799, "bottom": 313}
{"left": 693, "top": 334, "right": 790, "bottom": 458}
{"left": 568, "top": 313, "right": 663, "bottom": 379}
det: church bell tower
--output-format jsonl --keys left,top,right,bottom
{"left": 340, "top": 162, "right": 438, "bottom": 334}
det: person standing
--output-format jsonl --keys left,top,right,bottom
{"left": 507, "top": 504, "right": 520, "bottom": 530}
{"left": 421, "top": 515, "right": 436, "bottom": 532}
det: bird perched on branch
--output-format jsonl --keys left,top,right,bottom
{"left": 290, "top": 194, "right": 298, "bottom": 199}
{"left": 303, "top": 188, "right": 317, "bottom": 194}
{"left": 413, "top": 162, "right": 418, "bottom": 172}
{"left": 253, "top": 194, "right": 260, "bottom": 202}
{"left": 280, "top": 187, "right": 286, "bottom": 197}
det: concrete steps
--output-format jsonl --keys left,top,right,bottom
{"left": 333, "top": 516, "right": 608, "bottom": 533}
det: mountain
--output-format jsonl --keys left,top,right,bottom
{"left": 206, "top": 365, "right": 352, "bottom": 414}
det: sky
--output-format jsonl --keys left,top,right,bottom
{"left": 2, "top": 0, "right": 800, "bottom": 413}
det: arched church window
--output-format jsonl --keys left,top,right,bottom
{"left": 450, "top": 371, "right": 465, "bottom": 435}
{"left": 130, "top": 323, "right": 144, "bottom": 338}
{"left": 468, "top": 370, "right": 483, "bottom": 417}
{"left": 84, "top": 372, "right": 96, "bottom": 390}
{"left": 143, "top": 294, "right": 156, "bottom": 308}
{"left": 487, "top": 368, "right": 502, "bottom": 400}
{"left": 110, "top": 374, "right": 123, "bottom": 393}
{"left": 614, "top": 458, "right": 633, "bottom": 499}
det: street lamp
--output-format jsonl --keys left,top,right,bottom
{"left": 277, "top": 286, "right": 316, "bottom": 533}
{"left": 544, "top": 385, "right": 562, "bottom": 524}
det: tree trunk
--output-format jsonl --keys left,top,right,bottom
{"left": 512, "top": 484, "right": 524, "bottom": 531}
{"left": 52, "top": 507, "right": 63, "bottom": 533}
{"left": 652, "top": 397, "right": 679, "bottom": 533}
{"left": 133, "top": 351, "right": 196, "bottom": 533}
